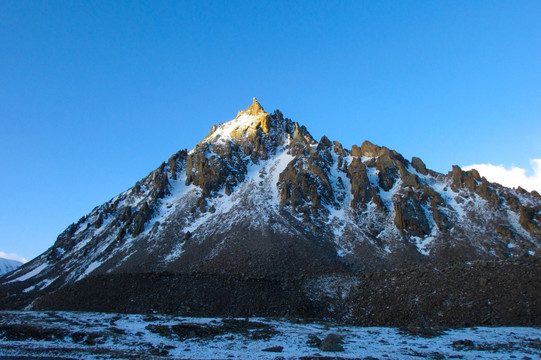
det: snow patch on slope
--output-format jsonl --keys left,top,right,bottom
{"left": 77, "top": 260, "right": 104, "bottom": 280}
{"left": 268, "top": 148, "right": 294, "bottom": 205}
{"left": 22, "top": 276, "right": 58, "bottom": 293}
{"left": 7, "top": 262, "right": 48, "bottom": 283}
{"left": 205, "top": 113, "right": 261, "bottom": 145}
{"left": 164, "top": 242, "right": 186, "bottom": 262}
{"left": 326, "top": 151, "right": 353, "bottom": 254}
{"left": 413, "top": 236, "right": 435, "bottom": 256}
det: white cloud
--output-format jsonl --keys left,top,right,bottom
{"left": 0, "top": 251, "right": 28, "bottom": 264}
{"left": 463, "top": 159, "right": 541, "bottom": 193}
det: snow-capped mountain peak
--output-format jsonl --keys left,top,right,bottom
{"left": 237, "top": 97, "right": 267, "bottom": 117}
{"left": 1, "top": 99, "right": 540, "bottom": 309}
{"left": 203, "top": 98, "right": 314, "bottom": 151}
{"left": 0, "top": 258, "right": 23, "bottom": 276}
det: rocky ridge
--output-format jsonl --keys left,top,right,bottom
{"left": 1, "top": 99, "right": 540, "bottom": 323}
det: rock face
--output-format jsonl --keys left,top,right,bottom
{"left": 1, "top": 99, "right": 540, "bottom": 324}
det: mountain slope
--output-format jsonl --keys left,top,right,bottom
{"left": 2, "top": 99, "right": 540, "bottom": 316}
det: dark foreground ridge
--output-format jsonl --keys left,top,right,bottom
{"left": 28, "top": 258, "right": 541, "bottom": 327}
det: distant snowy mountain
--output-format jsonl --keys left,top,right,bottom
{"left": 0, "top": 258, "right": 23, "bottom": 275}
{"left": 1, "top": 99, "right": 540, "bottom": 322}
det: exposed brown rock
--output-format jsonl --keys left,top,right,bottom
{"left": 152, "top": 164, "right": 171, "bottom": 199}
{"left": 118, "top": 206, "right": 133, "bottom": 225}
{"left": 469, "top": 168, "right": 482, "bottom": 181}
{"left": 316, "top": 136, "right": 333, "bottom": 163}
{"left": 496, "top": 225, "right": 513, "bottom": 238}
{"left": 350, "top": 144, "right": 362, "bottom": 157}
{"left": 196, "top": 197, "right": 207, "bottom": 213}
{"left": 332, "top": 141, "right": 346, "bottom": 157}
{"left": 278, "top": 156, "right": 334, "bottom": 213}
{"left": 293, "top": 123, "right": 307, "bottom": 143}
{"left": 419, "top": 185, "right": 444, "bottom": 206}
{"left": 371, "top": 188, "right": 385, "bottom": 212}
{"left": 397, "top": 161, "right": 419, "bottom": 187}
{"left": 375, "top": 152, "right": 399, "bottom": 191}
{"left": 411, "top": 157, "right": 428, "bottom": 175}
{"left": 519, "top": 206, "right": 541, "bottom": 236}
{"left": 94, "top": 214, "right": 103, "bottom": 228}
{"left": 501, "top": 190, "right": 521, "bottom": 212}
{"left": 317, "top": 135, "right": 332, "bottom": 150}
{"left": 449, "top": 165, "right": 477, "bottom": 193}
{"left": 393, "top": 189, "right": 431, "bottom": 236}
{"left": 239, "top": 97, "right": 265, "bottom": 116}
{"left": 186, "top": 144, "right": 246, "bottom": 197}
{"left": 347, "top": 158, "right": 372, "bottom": 209}
{"left": 431, "top": 207, "right": 451, "bottom": 232}
{"left": 167, "top": 150, "right": 187, "bottom": 180}
{"left": 360, "top": 140, "right": 385, "bottom": 157}
{"left": 318, "top": 333, "right": 344, "bottom": 352}
{"left": 475, "top": 179, "right": 501, "bottom": 208}
{"left": 132, "top": 202, "right": 152, "bottom": 236}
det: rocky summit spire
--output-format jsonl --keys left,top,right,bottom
{"left": 227, "top": 98, "right": 271, "bottom": 135}
{"left": 247, "top": 97, "right": 265, "bottom": 115}
{"left": 236, "top": 97, "right": 267, "bottom": 118}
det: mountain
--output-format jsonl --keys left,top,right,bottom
{"left": 1, "top": 99, "right": 540, "bottom": 324}
{"left": 0, "top": 258, "right": 23, "bottom": 276}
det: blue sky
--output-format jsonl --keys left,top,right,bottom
{"left": 1, "top": 1, "right": 540, "bottom": 262}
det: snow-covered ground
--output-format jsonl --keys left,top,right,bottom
{"left": 0, "top": 311, "right": 539, "bottom": 359}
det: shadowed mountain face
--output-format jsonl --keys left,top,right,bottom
{"left": 2, "top": 99, "right": 540, "bottom": 321}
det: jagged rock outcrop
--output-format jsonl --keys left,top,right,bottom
{"left": 393, "top": 189, "right": 431, "bottom": 237}
{"left": 347, "top": 157, "right": 372, "bottom": 209}
{"left": 1, "top": 99, "right": 540, "bottom": 318}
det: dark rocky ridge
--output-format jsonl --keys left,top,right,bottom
{"left": 1, "top": 99, "right": 540, "bottom": 325}
{"left": 28, "top": 258, "right": 541, "bottom": 327}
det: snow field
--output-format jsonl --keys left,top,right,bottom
{"left": 0, "top": 311, "right": 539, "bottom": 360}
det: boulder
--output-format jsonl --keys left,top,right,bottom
{"left": 318, "top": 333, "right": 344, "bottom": 352}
